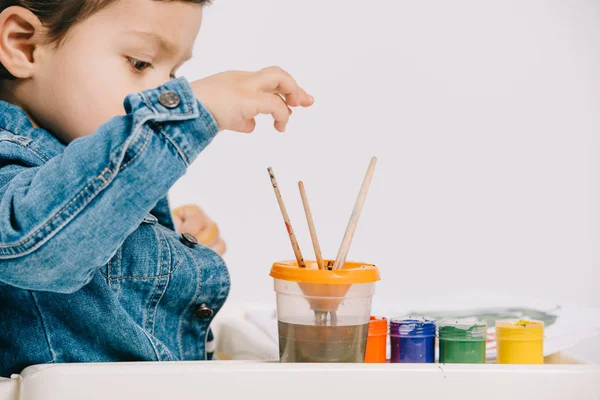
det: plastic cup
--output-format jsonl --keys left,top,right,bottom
{"left": 438, "top": 319, "right": 487, "bottom": 364}
{"left": 270, "top": 260, "right": 380, "bottom": 363}
{"left": 496, "top": 319, "right": 544, "bottom": 364}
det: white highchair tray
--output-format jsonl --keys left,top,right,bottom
{"left": 0, "top": 355, "right": 598, "bottom": 400}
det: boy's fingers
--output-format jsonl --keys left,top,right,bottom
{"left": 299, "top": 88, "right": 314, "bottom": 107}
{"left": 210, "top": 239, "right": 227, "bottom": 256}
{"left": 237, "top": 119, "right": 256, "bottom": 134}
{"left": 277, "top": 94, "right": 293, "bottom": 115}
{"left": 253, "top": 67, "right": 312, "bottom": 109}
{"left": 173, "top": 205, "right": 208, "bottom": 234}
{"left": 255, "top": 66, "right": 300, "bottom": 97}
{"left": 173, "top": 205, "right": 202, "bottom": 220}
{"left": 283, "top": 88, "right": 313, "bottom": 108}
{"left": 284, "top": 91, "right": 301, "bottom": 107}
{"left": 274, "top": 120, "right": 287, "bottom": 132}
{"left": 256, "top": 93, "right": 290, "bottom": 131}
{"left": 196, "top": 221, "right": 220, "bottom": 245}
{"left": 181, "top": 218, "right": 208, "bottom": 238}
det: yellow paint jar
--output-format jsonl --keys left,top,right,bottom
{"left": 496, "top": 319, "right": 544, "bottom": 364}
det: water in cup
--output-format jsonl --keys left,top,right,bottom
{"left": 278, "top": 318, "right": 369, "bottom": 362}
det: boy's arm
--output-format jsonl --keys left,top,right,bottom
{"left": 0, "top": 78, "right": 218, "bottom": 293}
{"left": 151, "top": 197, "right": 176, "bottom": 231}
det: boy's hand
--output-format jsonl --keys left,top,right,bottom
{"left": 172, "top": 205, "right": 226, "bottom": 255}
{"left": 191, "top": 66, "right": 314, "bottom": 133}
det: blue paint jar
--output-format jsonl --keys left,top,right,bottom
{"left": 389, "top": 318, "right": 436, "bottom": 363}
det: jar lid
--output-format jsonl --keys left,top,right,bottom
{"left": 389, "top": 317, "right": 436, "bottom": 337}
{"left": 438, "top": 319, "right": 487, "bottom": 341}
{"left": 495, "top": 319, "right": 544, "bottom": 340}
{"left": 270, "top": 260, "right": 380, "bottom": 284}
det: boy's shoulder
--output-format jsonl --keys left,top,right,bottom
{"left": 0, "top": 101, "right": 66, "bottom": 164}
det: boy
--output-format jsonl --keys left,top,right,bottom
{"left": 0, "top": 0, "right": 312, "bottom": 376}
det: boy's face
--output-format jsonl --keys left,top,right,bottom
{"left": 24, "top": 0, "right": 203, "bottom": 143}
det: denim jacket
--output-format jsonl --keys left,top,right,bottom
{"left": 0, "top": 78, "right": 230, "bottom": 377}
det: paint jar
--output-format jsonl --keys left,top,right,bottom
{"left": 438, "top": 320, "right": 487, "bottom": 364}
{"left": 364, "top": 316, "right": 387, "bottom": 363}
{"left": 496, "top": 319, "right": 544, "bottom": 364}
{"left": 389, "top": 318, "right": 436, "bottom": 363}
{"left": 270, "top": 260, "right": 380, "bottom": 363}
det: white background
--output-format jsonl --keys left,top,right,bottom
{"left": 172, "top": 0, "right": 600, "bottom": 355}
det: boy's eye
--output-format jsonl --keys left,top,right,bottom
{"left": 127, "top": 57, "right": 153, "bottom": 73}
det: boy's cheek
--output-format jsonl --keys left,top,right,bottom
{"left": 29, "top": 50, "right": 127, "bottom": 140}
{"left": 56, "top": 72, "right": 132, "bottom": 138}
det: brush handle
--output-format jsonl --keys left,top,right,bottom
{"left": 268, "top": 167, "right": 306, "bottom": 268}
{"left": 333, "top": 157, "right": 377, "bottom": 270}
{"left": 299, "top": 181, "right": 325, "bottom": 270}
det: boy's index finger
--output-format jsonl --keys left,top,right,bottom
{"left": 255, "top": 66, "right": 299, "bottom": 95}
{"left": 298, "top": 88, "right": 315, "bottom": 107}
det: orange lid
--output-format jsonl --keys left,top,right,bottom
{"left": 368, "top": 316, "right": 388, "bottom": 336}
{"left": 270, "top": 260, "right": 380, "bottom": 284}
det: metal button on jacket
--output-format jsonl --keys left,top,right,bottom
{"left": 180, "top": 232, "right": 198, "bottom": 248}
{"left": 158, "top": 91, "right": 180, "bottom": 108}
{"left": 194, "top": 304, "right": 214, "bottom": 318}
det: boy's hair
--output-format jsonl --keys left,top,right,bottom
{"left": 0, "top": 0, "right": 210, "bottom": 79}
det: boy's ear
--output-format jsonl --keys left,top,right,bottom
{"left": 0, "top": 6, "right": 44, "bottom": 79}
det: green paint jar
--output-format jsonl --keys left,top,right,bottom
{"left": 438, "top": 320, "right": 487, "bottom": 364}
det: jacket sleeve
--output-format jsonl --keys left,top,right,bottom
{"left": 0, "top": 77, "right": 218, "bottom": 293}
{"left": 151, "top": 196, "right": 176, "bottom": 231}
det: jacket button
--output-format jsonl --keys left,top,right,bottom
{"left": 158, "top": 91, "right": 180, "bottom": 108}
{"left": 194, "top": 304, "right": 214, "bottom": 318}
{"left": 180, "top": 232, "right": 198, "bottom": 248}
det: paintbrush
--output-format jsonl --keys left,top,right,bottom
{"left": 298, "top": 181, "right": 325, "bottom": 270}
{"left": 332, "top": 157, "right": 377, "bottom": 270}
{"left": 267, "top": 167, "right": 306, "bottom": 268}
